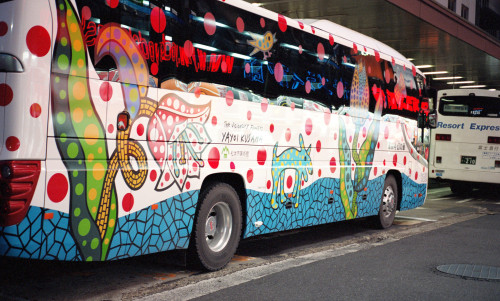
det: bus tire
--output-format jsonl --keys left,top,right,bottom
{"left": 450, "top": 181, "right": 472, "bottom": 195}
{"left": 372, "top": 174, "right": 398, "bottom": 229}
{"left": 189, "top": 183, "right": 242, "bottom": 271}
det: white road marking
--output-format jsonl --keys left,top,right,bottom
{"left": 457, "top": 198, "right": 472, "bottom": 204}
{"left": 137, "top": 242, "right": 388, "bottom": 301}
{"left": 396, "top": 216, "right": 437, "bottom": 222}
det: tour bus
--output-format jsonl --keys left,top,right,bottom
{"left": 0, "top": 0, "right": 431, "bottom": 270}
{"left": 429, "top": 89, "right": 500, "bottom": 194}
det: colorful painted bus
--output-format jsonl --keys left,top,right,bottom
{"left": 0, "top": 0, "right": 431, "bottom": 270}
{"left": 429, "top": 89, "right": 500, "bottom": 194}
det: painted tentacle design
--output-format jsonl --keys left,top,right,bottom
{"left": 51, "top": 0, "right": 111, "bottom": 261}
{"left": 147, "top": 94, "right": 211, "bottom": 191}
{"left": 94, "top": 24, "right": 157, "bottom": 239}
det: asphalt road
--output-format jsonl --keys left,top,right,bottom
{"left": 1, "top": 182, "right": 499, "bottom": 301}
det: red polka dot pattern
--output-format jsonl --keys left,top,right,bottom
{"left": 26, "top": 26, "right": 51, "bottom": 57}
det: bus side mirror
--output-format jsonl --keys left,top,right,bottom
{"left": 428, "top": 111, "right": 437, "bottom": 128}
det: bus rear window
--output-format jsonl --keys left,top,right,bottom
{"left": 439, "top": 96, "right": 500, "bottom": 118}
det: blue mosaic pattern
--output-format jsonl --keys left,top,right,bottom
{"left": 2, "top": 176, "right": 425, "bottom": 260}
{"left": 0, "top": 206, "right": 44, "bottom": 259}
{"left": 400, "top": 174, "right": 427, "bottom": 210}
{"left": 107, "top": 190, "right": 198, "bottom": 260}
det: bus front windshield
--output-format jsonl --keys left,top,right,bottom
{"left": 439, "top": 96, "right": 500, "bottom": 118}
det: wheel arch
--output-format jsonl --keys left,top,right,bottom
{"left": 386, "top": 169, "right": 402, "bottom": 211}
{"left": 197, "top": 173, "right": 248, "bottom": 236}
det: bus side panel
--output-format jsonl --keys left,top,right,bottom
{"left": 0, "top": 0, "right": 52, "bottom": 160}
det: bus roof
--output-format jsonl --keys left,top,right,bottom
{"left": 438, "top": 89, "right": 500, "bottom": 98}
{"left": 226, "top": 0, "right": 423, "bottom": 77}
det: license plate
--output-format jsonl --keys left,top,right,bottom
{"left": 461, "top": 156, "right": 476, "bottom": 165}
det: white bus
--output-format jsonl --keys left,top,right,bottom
{"left": 429, "top": 89, "right": 500, "bottom": 194}
{"left": 1, "top": 0, "right": 431, "bottom": 270}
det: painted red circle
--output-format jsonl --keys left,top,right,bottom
{"left": 226, "top": 90, "right": 234, "bottom": 106}
{"left": 186, "top": 181, "right": 191, "bottom": 190}
{"left": 353, "top": 43, "right": 358, "bottom": 53}
{"left": 136, "top": 124, "right": 145, "bottom": 136}
{"left": 278, "top": 14, "right": 287, "bottom": 32}
{"left": 107, "top": 0, "right": 119, "bottom": 8}
{"left": 316, "top": 140, "right": 321, "bottom": 152}
{"left": 305, "top": 81, "right": 311, "bottom": 94}
{"left": 393, "top": 154, "right": 398, "bottom": 167}
{"left": 204, "top": 12, "right": 216, "bottom": 35}
{"left": 329, "top": 157, "right": 336, "bottom": 173}
{"left": 270, "top": 123, "right": 274, "bottom": 133}
{"left": 47, "top": 173, "right": 68, "bottom": 203}
{"left": 274, "top": 63, "right": 284, "bottom": 82}
{"left": 337, "top": 81, "right": 344, "bottom": 99}
{"left": 317, "top": 43, "right": 325, "bottom": 61}
{"left": 257, "top": 148, "right": 266, "bottom": 165}
{"left": 260, "top": 18, "right": 265, "bottom": 28}
{"left": 298, "top": 21, "right": 304, "bottom": 29}
{"left": 230, "top": 162, "right": 235, "bottom": 170}
{"left": 0, "top": 22, "right": 8, "bottom": 37}
{"left": 236, "top": 17, "right": 245, "bottom": 33}
{"left": 245, "top": 63, "right": 251, "bottom": 74}
{"left": 374, "top": 166, "right": 377, "bottom": 176}
{"left": 194, "top": 87, "right": 201, "bottom": 98}
{"left": 211, "top": 116, "right": 217, "bottom": 126}
{"left": 5, "top": 136, "right": 20, "bottom": 151}
{"left": 30, "top": 103, "right": 42, "bottom": 118}
{"left": 403, "top": 156, "right": 407, "bottom": 165}
{"left": 26, "top": 26, "right": 51, "bottom": 57}
{"left": 261, "top": 99, "right": 268, "bottom": 112}
{"left": 305, "top": 118, "right": 313, "bottom": 135}
{"left": 318, "top": 169, "right": 322, "bottom": 177}
{"left": 286, "top": 175, "right": 293, "bottom": 189}
{"left": 329, "top": 34, "right": 334, "bottom": 45}
{"left": 108, "top": 124, "right": 114, "bottom": 134}
{"left": 82, "top": 6, "right": 91, "bottom": 21}
{"left": 375, "top": 50, "right": 380, "bottom": 62}
{"left": 415, "top": 172, "right": 419, "bottom": 181}
{"left": 150, "top": 62, "right": 158, "bottom": 76}
{"left": 247, "top": 169, "right": 254, "bottom": 183}
{"left": 208, "top": 147, "right": 220, "bottom": 169}
{"left": 247, "top": 110, "right": 252, "bottom": 120}
{"left": 122, "top": 193, "right": 134, "bottom": 212}
{"left": 412, "top": 66, "right": 417, "bottom": 77}
{"left": 151, "top": 7, "right": 167, "bottom": 33}
{"left": 0, "top": 83, "right": 13, "bottom": 106}
{"left": 184, "top": 40, "right": 194, "bottom": 57}
{"left": 150, "top": 170, "right": 157, "bottom": 182}
{"left": 285, "top": 128, "right": 291, "bottom": 142}
{"left": 267, "top": 180, "right": 271, "bottom": 189}
{"left": 99, "top": 82, "right": 112, "bottom": 102}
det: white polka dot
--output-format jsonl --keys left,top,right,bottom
{"left": 150, "top": 129, "right": 159, "bottom": 141}
{"left": 173, "top": 99, "right": 179, "bottom": 110}
{"left": 167, "top": 98, "right": 172, "bottom": 106}
{"left": 160, "top": 145, "right": 165, "bottom": 153}
{"left": 167, "top": 115, "right": 174, "bottom": 126}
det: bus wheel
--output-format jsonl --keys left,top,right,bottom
{"left": 450, "top": 181, "right": 472, "bottom": 195}
{"left": 373, "top": 175, "right": 398, "bottom": 229}
{"left": 189, "top": 183, "right": 242, "bottom": 271}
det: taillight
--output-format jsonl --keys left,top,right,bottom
{"left": 0, "top": 161, "right": 41, "bottom": 227}
{"left": 488, "top": 136, "right": 500, "bottom": 144}
{"left": 435, "top": 134, "right": 451, "bottom": 141}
